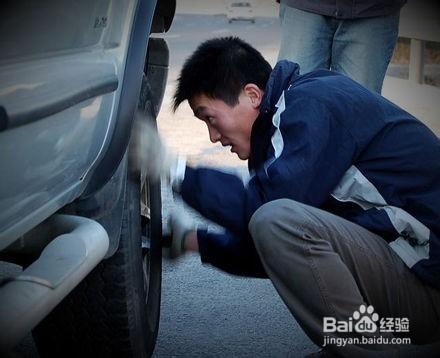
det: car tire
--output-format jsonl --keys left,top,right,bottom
{"left": 32, "top": 162, "right": 162, "bottom": 357}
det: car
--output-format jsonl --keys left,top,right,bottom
{"left": 0, "top": 0, "right": 175, "bottom": 356}
{"left": 227, "top": 1, "right": 255, "bottom": 24}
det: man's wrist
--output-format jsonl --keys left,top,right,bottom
{"left": 170, "top": 154, "right": 186, "bottom": 193}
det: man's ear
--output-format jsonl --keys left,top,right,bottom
{"left": 243, "top": 83, "right": 263, "bottom": 109}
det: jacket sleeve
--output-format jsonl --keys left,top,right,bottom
{"left": 180, "top": 96, "right": 357, "bottom": 238}
{"left": 196, "top": 229, "right": 268, "bottom": 278}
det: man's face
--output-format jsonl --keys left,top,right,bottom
{"left": 189, "top": 85, "right": 262, "bottom": 160}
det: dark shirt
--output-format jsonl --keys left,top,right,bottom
{"left": 281, "top": 0, "right": 406, "bottom": 18}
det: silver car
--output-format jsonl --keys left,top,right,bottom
{"left": 0, "top": 0, "right": 175, "bottom": 356}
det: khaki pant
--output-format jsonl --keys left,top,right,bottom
{"left": 248, "top": 199, "right": 440, "bottom": 357}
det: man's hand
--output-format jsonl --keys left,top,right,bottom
{"left": 168, "top": 208, "right": 198, "bottom": 259}
{"left": 129, "top": 115, "right": 186, "bottom": 191}
{"left": 129, "top": 117, "right": 175, "bottom": 183}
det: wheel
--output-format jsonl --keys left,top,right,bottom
{"left": 32, "top": 159, "right": 162, "bottom": 357}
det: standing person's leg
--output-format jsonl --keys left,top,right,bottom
{"left": 278, "top": 1, "right": 333, "bottom": 74}
{"left": 331, "top": 13, "right": 400, "bottom": 93}
{"left": 248, "top": 199, "right": 440, "bottom": 357}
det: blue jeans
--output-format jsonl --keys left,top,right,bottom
{"left": 278, "top": 2, "right": 400, "bottom": 93}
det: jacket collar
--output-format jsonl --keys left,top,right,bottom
{"left": 260, "top": 60, "right": 300, "bottom": 114}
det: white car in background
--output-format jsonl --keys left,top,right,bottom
{"left": 227, "top": 1, "right": 255, "bottom": 23}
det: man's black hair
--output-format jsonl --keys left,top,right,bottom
{"left": 173, "top": 37, "right": 272, "bottom": 111}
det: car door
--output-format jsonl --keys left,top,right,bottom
{"left": 0, "top": 0, "right": 150, "bottom": 248}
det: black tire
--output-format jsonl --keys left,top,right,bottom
{"left": 33, "top": 163, "right": 162, "bottom": 357}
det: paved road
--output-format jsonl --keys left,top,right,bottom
{"left": 160, "top": 13, "right": 282, "bottom": 80}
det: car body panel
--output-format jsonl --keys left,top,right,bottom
{"left": 0, "top": 0, "right": 141, "bottom": 246}
{"left": 0, "top": 93, "right": 115, "bottom": 248}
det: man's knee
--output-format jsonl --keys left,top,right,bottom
{"left": 249, "top": 199, "right": 305, "bottom": 251}
{"left": 249, "top": 201, "right": 276, "bottom": 241}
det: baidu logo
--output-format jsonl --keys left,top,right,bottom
{"left": 352, "top": 305, "right": 379, "bottom": 333}
{"left": 322, "top": 304, "right": 411, "bottom": 347}
{"left": 323, "top": 304, "right": 381, "bottom": 333}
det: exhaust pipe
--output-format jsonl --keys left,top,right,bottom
{"left": 0, "top": 214, "right": 109, "bottom": 352}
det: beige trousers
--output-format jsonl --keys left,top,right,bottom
{"left": 248, "top": 199, "right": 440, "bottom": 357}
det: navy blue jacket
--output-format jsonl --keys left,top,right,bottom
{"left": 180, "top": 61, "right": 440, "bottom": 289}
